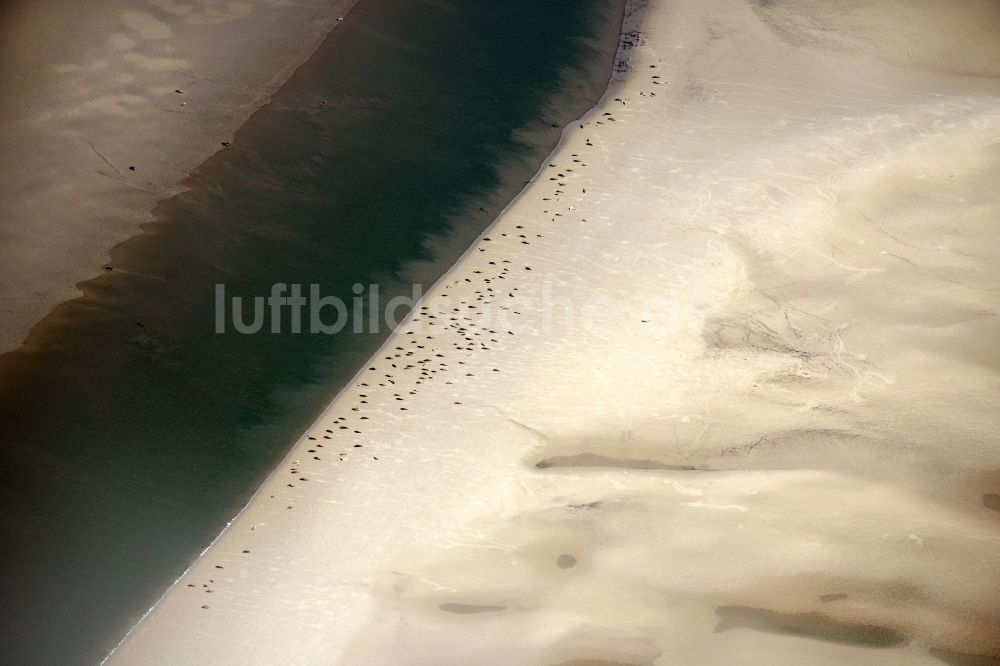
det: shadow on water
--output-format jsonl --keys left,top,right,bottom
{"left": 0, "top": 0, "right": 626, "bottom": 663}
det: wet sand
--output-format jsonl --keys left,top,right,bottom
{"left": 107, "top": 0, "right": 1000, "bottom": 663}
{"left": 0, "top": 0, "right": 358, "bottom": 354}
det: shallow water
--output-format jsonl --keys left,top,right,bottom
{"left": 0, "top": 0, "right": 625, "bottom": 663}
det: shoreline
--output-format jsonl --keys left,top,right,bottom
{"left": 95, "top": 0, "right": 1000, "bottom": 662}
{"left": 0, "top": 2, "right": 631, "bottom": 662}
{"left": 0, "top": 0, "right": 361, "bottom": 356}
{"left": 102, "top": 2, "right": 637, "bottom": 662}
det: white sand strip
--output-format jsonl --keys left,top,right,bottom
{"left": 0, "top": 0, "right": 358, "bottom": 353}
{"left": 108, "top": 0, "right": 1000, "bottom": 664}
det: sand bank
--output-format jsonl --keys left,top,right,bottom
{"left": 108, "top": 0, "right": 1000, "bottom": 663}
{"left": 0, "top": 0, "right": 358, "bottom": 354}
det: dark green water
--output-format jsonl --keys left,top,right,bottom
{"left": 0, "top": 0, "right": 625, "bottom": 663}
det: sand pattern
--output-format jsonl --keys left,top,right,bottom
{"left": 0, "top": 0, "right": 358, "bottom": 353}
{"left": 108, "top": 0, "right": 1000, "bottom": 664}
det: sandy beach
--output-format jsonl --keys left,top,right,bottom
{"left": 107, "top": 0, "right": 1000, "bottom": 663}
{"left": 0, "top": 0, "right": 358, "bottom": 354}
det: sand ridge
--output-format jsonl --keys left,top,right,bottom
{"left": 0, "top": 0, "right": 359, "bottom": 354}
{"left": 108, "top": 0, "right": 1000, "bottom": 663}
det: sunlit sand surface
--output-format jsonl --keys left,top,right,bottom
{"left": 108, "top": 0, "right": 1000, "bottom": 663}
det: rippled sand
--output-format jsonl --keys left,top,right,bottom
{"left": 108, "top": 0, "right": 1000, "bottom": 663}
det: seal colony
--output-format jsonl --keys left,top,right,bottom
{"left": 108, "top": 0, "right": 1000, "bottom": 664}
